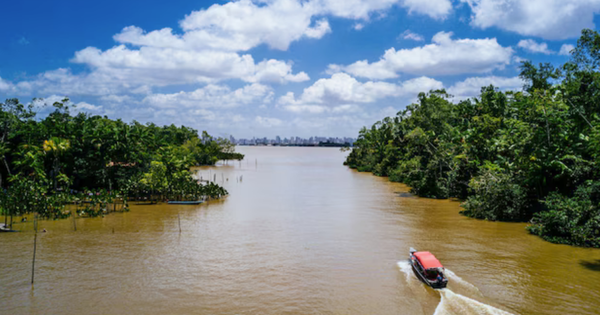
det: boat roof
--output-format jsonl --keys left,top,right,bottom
{"left": 414, "top": 251, "right": 444, "bottom": 270}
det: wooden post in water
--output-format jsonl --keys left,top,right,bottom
{"left": 214, "top": 174, "right": 216, "bottom": 182}
{"left": 31, "top": 214, "right": 38, "bottom": 285}
{"left": 178, "top": 214, "right": 181, "bottom": 233}
{"left": 72, "top": 213, "right": 77, "bottom": 231}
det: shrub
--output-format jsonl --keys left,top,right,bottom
{"left": 461, "top": 168, "right": 529, "bottom": 221}
{"left": 528, "top": 181, "right": 600, "bottom": 247}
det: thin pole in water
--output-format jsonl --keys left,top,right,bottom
{"left": 31, "top": 214, "right": 38, "bottom": 285}
{"left": 178, "top": 214, "right": 181, "bottom": 233}
{"left": 72, "top": 213, "right": 77, "bottom": 231}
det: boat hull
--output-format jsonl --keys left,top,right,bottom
{"left": 410, "top": 259, "right": 447, "bottom": 289}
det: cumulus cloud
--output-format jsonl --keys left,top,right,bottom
{"left": 333, "top": 32, "right": 513, "bottom": 79}
{"left": 142, "top": 83, "right": 273, "bottom": 109}
{"left": 462, "top": 0, "right": 600, "bottom": 40}
{"left": 517, "top": 39, "right": 553, "bottom": 55}
{"left": 72, "top": 45, "right": 310, "bottom": 86}
{"left": 6, "top": 0, "right": 457, "bottom": 100}
{"left": 448, "top": 76, "right": 525, "bottom": 100}
{"left": 244, "top": 60, "right": 310, "bottom": 84}
{"left": 402, "top": 0, "right": 452, "bottom": 20}
{"left": 559, "top": 44, "right": 575, "bottom": 56}
{"left": 279, "top": 73, "right": 443, "bottom": 113}
{"left": 178, "top": 0, "right": 331, "bottom": 51}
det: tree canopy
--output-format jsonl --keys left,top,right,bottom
{"left": 345, "top": 29, "right": 600, "bottom": 248}
{"left": 0, "top": 99, "right": 241, "bottom": 225}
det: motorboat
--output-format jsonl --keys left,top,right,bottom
{"left": 0, "top": 224, "right": 18, "bottom": 232}
{"left": 409, "top": 247, "right": 448, "bottom": 289}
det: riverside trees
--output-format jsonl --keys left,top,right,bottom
{"left": 345, "top": 29, "right": 600, "bottom": 247}
{"left": 0, "top": 98, "right": 240, "bottom": 226}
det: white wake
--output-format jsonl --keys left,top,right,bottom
{"left": 397, "top": 261, "right": 514, "bottom": 315}
{"left": 433, "top": 289, "right": 513, "bottom": 315}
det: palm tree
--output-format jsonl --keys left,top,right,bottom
{"left": 43, "top": 137, "right": 71, "bottom": 190}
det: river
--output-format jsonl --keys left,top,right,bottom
{"left": 1, "top": 146, "right": 600, "bottom": 314}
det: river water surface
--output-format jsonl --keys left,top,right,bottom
{"left": 2, "top": 147, "right": 600, "bottom": 314}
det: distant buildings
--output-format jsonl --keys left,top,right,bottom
{"left": 232, "top": 136, "right": 356, "bottom": 147}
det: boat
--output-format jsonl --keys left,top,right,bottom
{"left": 167, "top": 200, "right": 204, "bottom": 205}
{"left": 409, "top": 247, "right": 448, "bottom": 289}
{"left": 0, "top": 224, "right": 18, "bottom": 232}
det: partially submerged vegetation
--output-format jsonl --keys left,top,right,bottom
{"left": 345, "top": 29, "right": 600, "bottom": 247}
{"left": 0, "top": 98, "right": 240, "bottom": 228}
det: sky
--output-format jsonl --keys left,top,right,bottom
{"left": 1, "top": 0, "right": 598, "bottom": 138}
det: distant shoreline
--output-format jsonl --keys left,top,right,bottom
{"left": 237, "top": 142, "right": 352, "bottom": 148}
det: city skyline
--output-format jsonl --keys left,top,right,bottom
{"left": 229, "top": 135, "right": 355, "bottom": 146}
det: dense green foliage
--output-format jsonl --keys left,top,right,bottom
{"left": 345, "top": 29, "right": 600, "bottom": 247}
{"left": 0, "top": 99, "right": 240, "bottom": 226}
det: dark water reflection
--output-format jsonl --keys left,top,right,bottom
{"left": 1, "top": 147, "right": 599, "bottom": 315}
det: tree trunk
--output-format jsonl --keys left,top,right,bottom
{"left": 3, "top": 157, "right": 11, "bottom": 176}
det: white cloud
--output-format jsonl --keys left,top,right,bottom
{"left": 448, "top": 76, "right": 525, "bottom": 100}
{"left": 74, "top": 102, "right": 103, "bottom": 113}
{"left": 280, "top": 73, "right": 443, "bottom": 113}
{"left": 72, "top": 45, "right": 311, "bottom": 86}
{"left": 142, "top": 83, "right": 273, "bottom": 109}
{"left": 333, "top": 32, "right": 513, "bottom": 79}
{"left": 284, "top": 104, "right": 329, "bottom": 114}
{"left": 0, "top": 77, "right": 14, "bottom": 92}
{"left": 99, "top": 94, "right": 135, "bottom": 104}
{"left": 559, "top": 44, "right": 575, "bottom": 56}
{"left": 7, "top": 0, "right": 457, "bottom": 100}
{"left": 400, "top": 30, "right": 424, "bottom": 41}
{"left": 255, "top": 116, "right": 283, "bottom": 127}
{"left": 317, "top": 0, "right": 452, "bottom": 20}
{"left": 517, "top": 39, "right": 553, "bottom": 55}
{"left": 462, "top": 0, "right": 600, "bottom": 40}
{"left": 7, "top": 68, "right": 136, "bottom": 97}
{"left": 402, "top": 0, "right": 452, "bottom": 20}
{"left": 300, "top": 73, "right": 402, "bottom": 104}
{"left": 304, "top": 19, "right": 332, "bottom": 39}
{"left": 178, "top": 0, "right": 329, "bottom": 51}
{"left": 244, "top": 59, "right": 310, "bottom": 84}
{"left": 354, "top": 23, "right": 365, "bottom": 31}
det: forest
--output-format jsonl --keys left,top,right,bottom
{"left": 345, "top": 29, "right": 600, "bottom": 248}
{"left": 0, "top": 98, "right": 242, "bottom": 227}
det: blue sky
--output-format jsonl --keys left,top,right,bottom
{"left": 1, "top": 0, "right": 597, "bottom": 138}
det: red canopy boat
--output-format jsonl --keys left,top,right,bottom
{"left": 409, "top": 248, "right": 448, "bottom": 289}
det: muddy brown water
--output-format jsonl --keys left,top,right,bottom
{"left": 1, "top": 146, "right": 600, "bottom": 314}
